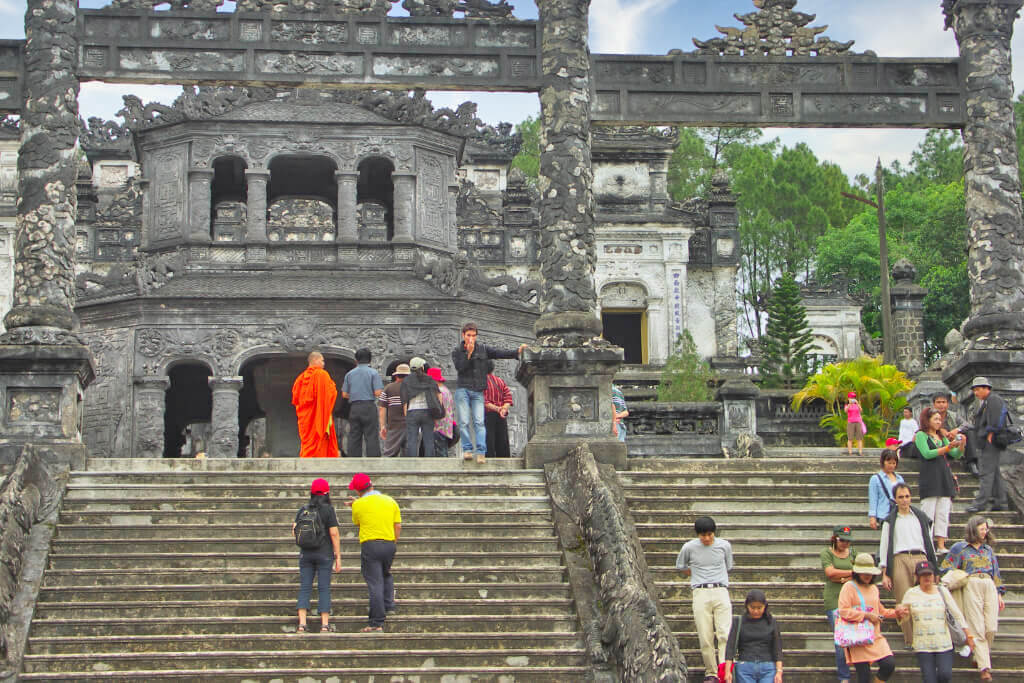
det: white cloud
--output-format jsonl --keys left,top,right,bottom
{"left": 79, "top": 82, "right": 182, "bottom": 122}
{"left": 590, "top": 0, "right": 676, "bottom": 54}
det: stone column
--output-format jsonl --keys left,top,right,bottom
{"left": 244, "top": 170, "right": 269, "bottom": 243}
{"left": 132, "top": 376, "right": 169, "bottom": 458}
{"left": 717, "top": 378, "right": 764, "bottom": 458}
{"left": 518, "top": 0, "right": 626, "bottom": 470}
{"left": 0, "top": 0, "right": 95, "bottom": 467}
{"left": 890, "top": 259, "right": 928, "bottom": 376}
{"left": 392, "top": 173, "right": 415, "bottom": 243}
{"left": 187, "top": 168, "right": 214, "bottom": 243}
{"left": 335, "top": 170, "right": 358, "bottom": 242}
{"left": 943, "top": 0, "right": 1024, "bottom": 416}
{"left": 207, "top": 376, "right": 243, "bottom": 459}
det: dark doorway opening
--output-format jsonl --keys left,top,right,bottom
{"left": 164, "top": 363, "right": 213, "bottom": 458}
{"left": 602, "top": 311, "right": 646, "bottom": 364}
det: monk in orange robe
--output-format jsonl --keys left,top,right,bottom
{"left": 292, "top": 351, "right": 340, "bottom": 458}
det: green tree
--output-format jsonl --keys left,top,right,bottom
{"left": 657, "top": 331, "right": 714, "bottom": 402}
{"left": 509, "top": 116, "right": 540, "bottom": 181}
{"left": 667, "top": 127, "right": 762, "bottom": 201}
{"left": 761, "top": 273, "right": 816, "bottom": 388}
{"left": 792, "top": 356, "right": 914, "bottom": 447}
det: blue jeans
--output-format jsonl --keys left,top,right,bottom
{"left": 827, "top": 609, "right": 851, "bottom": 681}
{"left": 405, "top": 409, "right": 435, "bottom": 458}
{"left": 735, "top": 660, "right": 776, "bottom": 683}
{"left": 297, "top": 551, "right": 332, "bottom": 614}
{"left": 361, "top": 540, "right": 396, "bottom": 627}
{"left": 916, "top": 649, "right": 953, "bottom": 683}
{"left": 455, "top": 388, "right": 486, "bottom": 455}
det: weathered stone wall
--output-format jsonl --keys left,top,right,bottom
{"left": 545, "top": 442, "right": 686, "bottom": 681}
{"left": 0, "top": 445, "right": 63, "bottom": 673}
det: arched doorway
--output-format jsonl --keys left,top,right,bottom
{"left": 239, "top": 354, "right": 353, "bottom": 458}
{"left": 164, "top": 362, "right": 213, "bottom": 458}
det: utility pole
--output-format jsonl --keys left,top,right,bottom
{"left": 840, "top": 159, "right": 894, "bottom": 364}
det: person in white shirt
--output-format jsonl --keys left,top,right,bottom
{"left": 897, "top": 406, "right": 918, "bottom": 459}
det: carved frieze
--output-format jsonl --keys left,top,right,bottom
{"left": 119, "top": 49, "right": 245, "bottom": 73}
{"left": 257, "top": 52, "right": 362, "bottom": 75}
{"left": 272, "top": 21, "right": 349, "bottom": 45}
{"left": 81, "top": 329, "right": 131, "bottom": 458}
{"left": 417, "top": 151, "right": 448, "bottom": 244}
{"left": 373, "top": 56, "right": 499, "bottom": 79}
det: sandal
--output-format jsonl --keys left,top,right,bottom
{"left": 360, "top": 625, "right": 384, "bottom": 632}
{"left": 320, "top": 625, "right": 333, "bottom": 633}
{"left": 476, "top": 454, "right": 486, "bottom": 464}
{"left": 296, "top": 624, "right": 307, "bottom": 633}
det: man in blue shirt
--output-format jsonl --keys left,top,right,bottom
{"left": 342, "top": 348, "right": 384, "bottom": 458}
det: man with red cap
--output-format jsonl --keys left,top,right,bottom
{"left": 345, "top": 473, "right": 402, "bottom": 631}
{"left": 291, "top": 351, "right": 340, "bottom": 458}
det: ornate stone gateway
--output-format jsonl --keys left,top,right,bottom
{"left": 0, "top": 0, "right": 1022, "bottom": 465}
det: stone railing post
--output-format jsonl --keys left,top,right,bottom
{"left": 244, "top": 170, "right": 269, "bottom": 243}
{"left": 717, "top": 378, "right": 763, "bottom": 458}
{"left": 335, "top": 170, "right": 358, "bottom": 242}
{"left": 890, "top": 259, "right": 928, "bottom": 376}
{"left": 132, "top": 376, "right": 169, "bottom": 457}
{"left": 943, "top": 0, "right": 1024, "bottom": 416}
{"left": 187, "top": 168, "right": 214, "bottom": 243}
{"left": 0, "top": 0, "right": 95, "bottom": 468}
{"left": 392, "top": 173, "right": 415, "bottom": 243}
{"left": 208, "top": 376, "right": 243, "bottom": 459}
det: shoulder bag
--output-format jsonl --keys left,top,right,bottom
{"left": 717, "top": 615, "right": 742, "bottom": 682}
{"left": 938, "top": 585, "right": 968, "bottom": 648}
{"left": 834, "top": 585, "right": 876, "bottom": 647}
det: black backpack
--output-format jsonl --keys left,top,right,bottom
{"left": 294, "top": 503, "right": 326, "bottom": 550}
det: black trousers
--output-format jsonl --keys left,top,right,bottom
{"left": 485, "top": 412, "right": 510, "bottom": 458}
{"left": 346, "top": 400, "right": 380, "bottom": 458}
{"left": 360, "top": 540, "right": 396, "bottom": 627}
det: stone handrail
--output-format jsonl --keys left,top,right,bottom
{"left": 0, "top": 445, "right": 63, "bottom": 677}
{"left": 546, "top": 442, "right": 687, "bottom": 682}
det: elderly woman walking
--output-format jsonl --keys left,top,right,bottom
{"left": 941, "top": 516, "right": 1005, "bottom": 682}
{"left": 898, "top": 559, "right": 972, "bottom": 683}
{"left": 837, "top": 553, "right": 907, "bottom": 683}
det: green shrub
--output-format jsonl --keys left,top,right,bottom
{"left": 657, "top": 331, "right": 714, "bottom": 402}
{"left": 791, "top": 356, "right": 914, "bottom": 447}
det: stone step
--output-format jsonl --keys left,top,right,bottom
{"left": 620, "top": 473, "right": 973, "bottom": 487}
{"left": 628, "top": 497, "right": 987, "bottom": 512}
{"left": 668, "top": 630, "right": 1024, "bottom": 653}
{"left": 18, "top": 666, "right": 590, "bottom": 682}
{"left": 676, "top": 647, "right": 1019, "bottom": 670}
{"left": 641, "top": 550, "right": 1024, "bottom": 569}
{"left": 633, "top": 521, "right": 1018, "bottom": 540}
{"left": 763, "top": 667, "right": 1020, "bottom": 683}
{"left": 652, "top": 581, "right": 1024, "bottom": 603}
{"left": 48, "top": 545, "right": 560, "bottom": 568}
{"left": 82, "top": 458, "right": 534, "bottom": 473}
{"left": 36, "top": 583, "right": 572, "bottom": 604}
{"left": 646, "top": 566, "right": 1024, "bottom": 584}
{"left": 27, "top": 631, "right": 584, "bottom": 655}
{"left": 50, "top": 536, "right": 557, "bottom": 554}
{"left": 40, "top": 566, "right": 569, "bottom": 588}
{"left": 21, "top": 648, "right": 587, "bottom": 673}
{"left": 623, "top": 457, "right": 937, "bottom": 473}
{"left": 28, "top": 614, "right": 581, "bottom": 638}
{"left": 638, "top": 537, "right": 1024, "bottom": 555}
{"left": 67, "top": 481, "right": 549, "bottom": 497}
{"left": 33, "top": 598, "right": 576, "bottom": 620}
{"left": 61, "top": 490, "right": 554, "bottom": 511}
{"left": 69, "top": 472, "right": 547, "bottom": 487}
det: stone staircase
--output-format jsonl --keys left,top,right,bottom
{"left": 623, "top": 448, "right": 1024, "bottom": 681}
{"left": 18, "top": 458, "right": 589, "bottom": 681}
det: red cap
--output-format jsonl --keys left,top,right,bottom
{"left": 847, "top": 392, "right": 857, "bottom": 398}
{"left": 310, "top": 478, "right": 330, "bottom": 495}
{"left": 885, "top": 437, "right": 901, "bottom": 447}
{"left": 427, "top": 367, "right": 445, "bottom": 382}
{"left": 348, "top": 473, "right": 372, "bottom": 491}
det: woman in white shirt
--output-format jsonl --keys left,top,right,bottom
{"left": 898, "top": 406, "right": 918, "bottom": 458}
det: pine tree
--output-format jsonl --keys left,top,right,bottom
{"left": 762, "top": 273, "right": 816, "bottom": 389}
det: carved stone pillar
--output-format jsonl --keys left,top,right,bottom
{"left": 208, "top": 376, "right": 243, "bottom": 459}
{"left": 518, "top": 0, "right": 625, "bottom": 470}
{"left": 188, "top": 168, "right": 214, "bottom": 243}
{"left": 132, "top": 376, "right": 169, "bottom": 458}
{"left": 335, "top": 170, "right": 358, "bottom": 242}
{"left": 3, "top": 0, "right": 80, "bottom": 332}
{"left": 943, "top": 0, "right": 1024, "bottom": 415}
{"left": 392, "top": 173, "right": 415, "bottom": 243}
{"left": 0, "top": 0, "right": 95, "bottom": 467}
{"left": 244, "top": 170, "right": 269, "bottom": 243}
{"left": 890, "top": 259, "right": 928, "bottom": 376}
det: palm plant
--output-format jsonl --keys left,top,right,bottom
{"left": 791, "top": 356, "right": 914, "bottom": 447}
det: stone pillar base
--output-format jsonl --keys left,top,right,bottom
{"left": 0, "top": 334, "right": 95, "bottom": 469}
{"left": 943, "top": 349, "right": 1024, "bottom": 417}
{"left": 516, "top": 344, "right": 627, "bottom": 470}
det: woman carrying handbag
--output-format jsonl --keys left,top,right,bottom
{"left": 898, "top": 560, "right": 973, "bottom": 683}
{"left": 837, "top": 553, "right": 908, "bottom": 683}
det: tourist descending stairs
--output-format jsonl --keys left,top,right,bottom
{"left": 623, "top": 448, "right": 1024, "bottom": 682}
{"left": 18, "top": 457, "right": 588, "bottom": 681}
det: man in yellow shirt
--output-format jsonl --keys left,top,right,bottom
{"left": 345, "top": 473, "right": 401, "bottom": 632}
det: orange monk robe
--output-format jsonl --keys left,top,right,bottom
{"left": 291, "top": 366, "right": 340, "bottom": 458}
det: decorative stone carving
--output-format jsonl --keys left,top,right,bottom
{"left": 692, "top": 0, "right": 859, "bottom": 57}
{"left": 402, "top": 0, "right": 515, "bottom": 18}
{"left": 80, "top": 329, "right": 131, "bottom": 458}
{"left": 417, "top": 151, "right": 447, "bottom": 244}
{"left": 4, "top": 0, "right": 81, "bottom": 332}
{"left": 267, "top": 198, "right": 336, "bottom": 242}
{"left": 208, "top": 376, "right": 243, "bottom": 459}
{"left": 357, "top": 201, "right": 388, "bottom": 242}
{"left": 413, "top": 251, "right": 468, "bottom": 296}
{"left": 132, "top": 376, "right": 169, "bottom": 457}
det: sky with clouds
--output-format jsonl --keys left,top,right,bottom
{"left": 0, "top": 0, "right": 1020, "bottom": 180}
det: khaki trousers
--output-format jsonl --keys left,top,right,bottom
{"left": 890, "top": 551, "right": 926, "bottom": 645}
{"left": 692, "top": 586, "right": 732, "bottom": 676}
{"left": 963, "top": 574, "right": 999, "bottom": 671}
